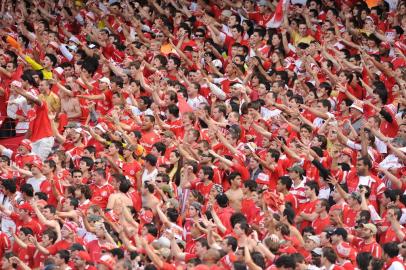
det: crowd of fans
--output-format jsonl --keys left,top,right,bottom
{"left": 0, "top": 0, "right": 406, "bottom": 269}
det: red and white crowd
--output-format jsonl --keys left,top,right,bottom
{"left": 0, "top": 0, "right": 406, "bottom": 269}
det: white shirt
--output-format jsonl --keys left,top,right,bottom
{"left": 141, "top": 168, "right": 158, "bottom": 184}
{"left": 0, "top": 192, "right": 16, "bottom": 237}
{"left": 261, "top": 107, "right": 282, "bottom": 121}
{"left": 388, "top": 260, "right": 405, "bottom": 270}
{"left": 7, "top": 94, "right": 30, "bottom": 134}
{"left": 187, "top": 95, "right": 208, "bottom": 111}
{"left": 26, "top": 176, "right": 46, "bottom": 193}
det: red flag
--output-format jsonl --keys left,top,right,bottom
{"left": 266, "top": 0, "right": 290, "bottom": 28}
{"left": 177, "top": 94, "right": 193, "bottom": 114}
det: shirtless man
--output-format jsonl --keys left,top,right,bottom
{"left": 225, "top": 172, "right": 243, "bottom": 212}
{"left": 107, "top": 174, "right": 133, "bottom": 209}
{"left": 142, "top": 182, "right": 160, "bottom": 214}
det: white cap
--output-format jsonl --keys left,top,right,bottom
{"left": 11, "top": 80, "right": 22, "bottom": 88}
{"left": 308, "top": 235, "right": 321, "bottom": 246}
{"left": 69, "top": 36, "right": 81, "bottom": 45}
{"left": 99, "top": 77, "right": 111, "bottom": 88}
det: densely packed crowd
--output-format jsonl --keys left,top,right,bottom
{"left": 0, "top": 0, "right": 405, "bottom": 269}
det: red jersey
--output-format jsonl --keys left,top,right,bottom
{"left": 90, "top": 182, "right": 115, "bottom": 209}
{"left": 299, "top": 199, "right": 319, "bottom": 230}
{"left": 312, "top": 215, "right": 331, "bottom": 234}
{"left": 0, "top": 232, "right": 11, "bottom": 259}
{"left": 29, "top": 102, "right": 53, "bottom": 142}
{"left": 190, "top": 180, "right": 214, "bottom": 198}
{"left": 351, "top": 237, "right": 383, "bottom": 258}
{"left": 140, "top": 130, "right": 161, "bottom": 152}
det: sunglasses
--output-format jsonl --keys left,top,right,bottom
{"left": 195, "top": 34, "right": 204, "bottom": 38}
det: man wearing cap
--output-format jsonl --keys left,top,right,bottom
{"left": 349, "top": 223, "right": 383, "bottom": 258}
{"left": 0, "top": 202, "right": 42, "bottom": 236}
{"left": 288, "top": 165, "right": 308, "bottom": 205}
{"left": 330, "top": 228, "right": 357, "bottom": 263}
{"left": 26, "top": 160, "right": 46, "bottom": 193}
{"left": 0, "top": 139, "right": 41, "bottom": 168}
{"left": 3, "top": 80, "right": 30, "bottom": 137}
{"left": 304, "top": 235, "right": 321, "bottom": 262}
{"left": 77, "top": 77, "right": 113, "bottom": 116}
{"left": 12, "top": 85, "right": 55, "bottom": 160}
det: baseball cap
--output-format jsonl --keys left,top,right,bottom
{"left": 65, "top": 122, "right": 81, "bottom": 129}
{"left": 258, "top": 0, "right": 270, "bottom": 6}
{"left": 350, "top": 192, "right": 362, "bottom": 203}
{"left": 350, "top": 101, "right": 363, "bottom": 113}
{"left": 18, "top": 202, "right": 33, "bottom": 213}
{"left": 221, "top": 10, "right": 232, "bottom": 17}
{"left": 95, "top": 122, "right": 108, "bottom": 133}
{"left": 331, "top": 227, "right": 348, "bottom": 239}
{"left": 77, "top": 251, "right": 92, "bottom": 262}
{"left": 153, "top": 237, "right": 171, "bottom": 249}
{"left": 312, "top": 247, "right": 323, "bottom": 256}
{"left": 287, "top": 165, "right": 304, "bottom": 174}
{"left": 98, "top": 254, "right": 116, "bottom": 270}
{"left": 19, "top": 139, "right": 32, "bottom": 151}
{"left": 307, "top": 235, "right": 321, "bottom": 246}
{"left": 72, "top": 127, "right": 83, "bottom": 134}
{"left": 99, "top": 77, "right": 111, "bottom": 86}
{"left": 31, "top": 159, "right": 43, "bottom": 170}
{"left": 342, "top": 148, "right": 353, "bottom": 157}
{"left": 244, "top": 142, "right": 257, "bottom": 153}
{"left": 335, "top": 241, "right": 355, "bottom": 260}
{"left": 361, "top": 223, "right": 377, "bottom": 235}
{"left": 11, "top": 80, "right": 22, "bottom": 88}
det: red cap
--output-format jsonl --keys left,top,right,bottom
{"left": 334, "top": 242, "right": 356, "bottom": 262}
{"left": 77, "top": 251, "right": 91, "bottom": 262}
{"left": 341, "top": 148, "right": 352, "bottom": 156}
{"left": 18, "top": 202, "right": 33, "bottom": 213}
{"left": 19, "top": 139, "right": 32, "bottom": 151}
{"left": 98, "top": 254, "right": 116, "bottom": 270}
{"left": 31, "top": 159, "right": 43, "bottom": 171}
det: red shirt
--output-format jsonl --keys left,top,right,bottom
{"left": 0, "top": 232, "right": 10, "bottom": 259}
{"left": 299, "top": 199, "right": 319, "bottom": 230}
{"left": 90, "top": 182, "right": 115, "bottom": 209}
{"left": 96, "top": 89, "right": 113, "bottom": 115}
{"left": 47, "top": 239, "right": 72, "bottom": 255}
{"left": 190, "top": 180, "right": 213, "bottom": 198}
{"left": 40, "top": 176, "right": 63, "bottom": 207}
{"left": 380, "top": 222, "right": 406, "bottom": 244}
{"left": 312, "top": 215, "right": 331, "bottom": 234}
{"left": 140, "top": 130, "right": 161, "bottom": 152}
{"left": 29, "top": 102, "right": 53, "bottom": 142}
{"left": 166, "top": 118, "right": 184, "bottom": 138}
{"left": 10, "top": 214, "right": 42, "bottom": 236}
{"left": 351, "top": 237, "right": 383, "bottom": 258}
